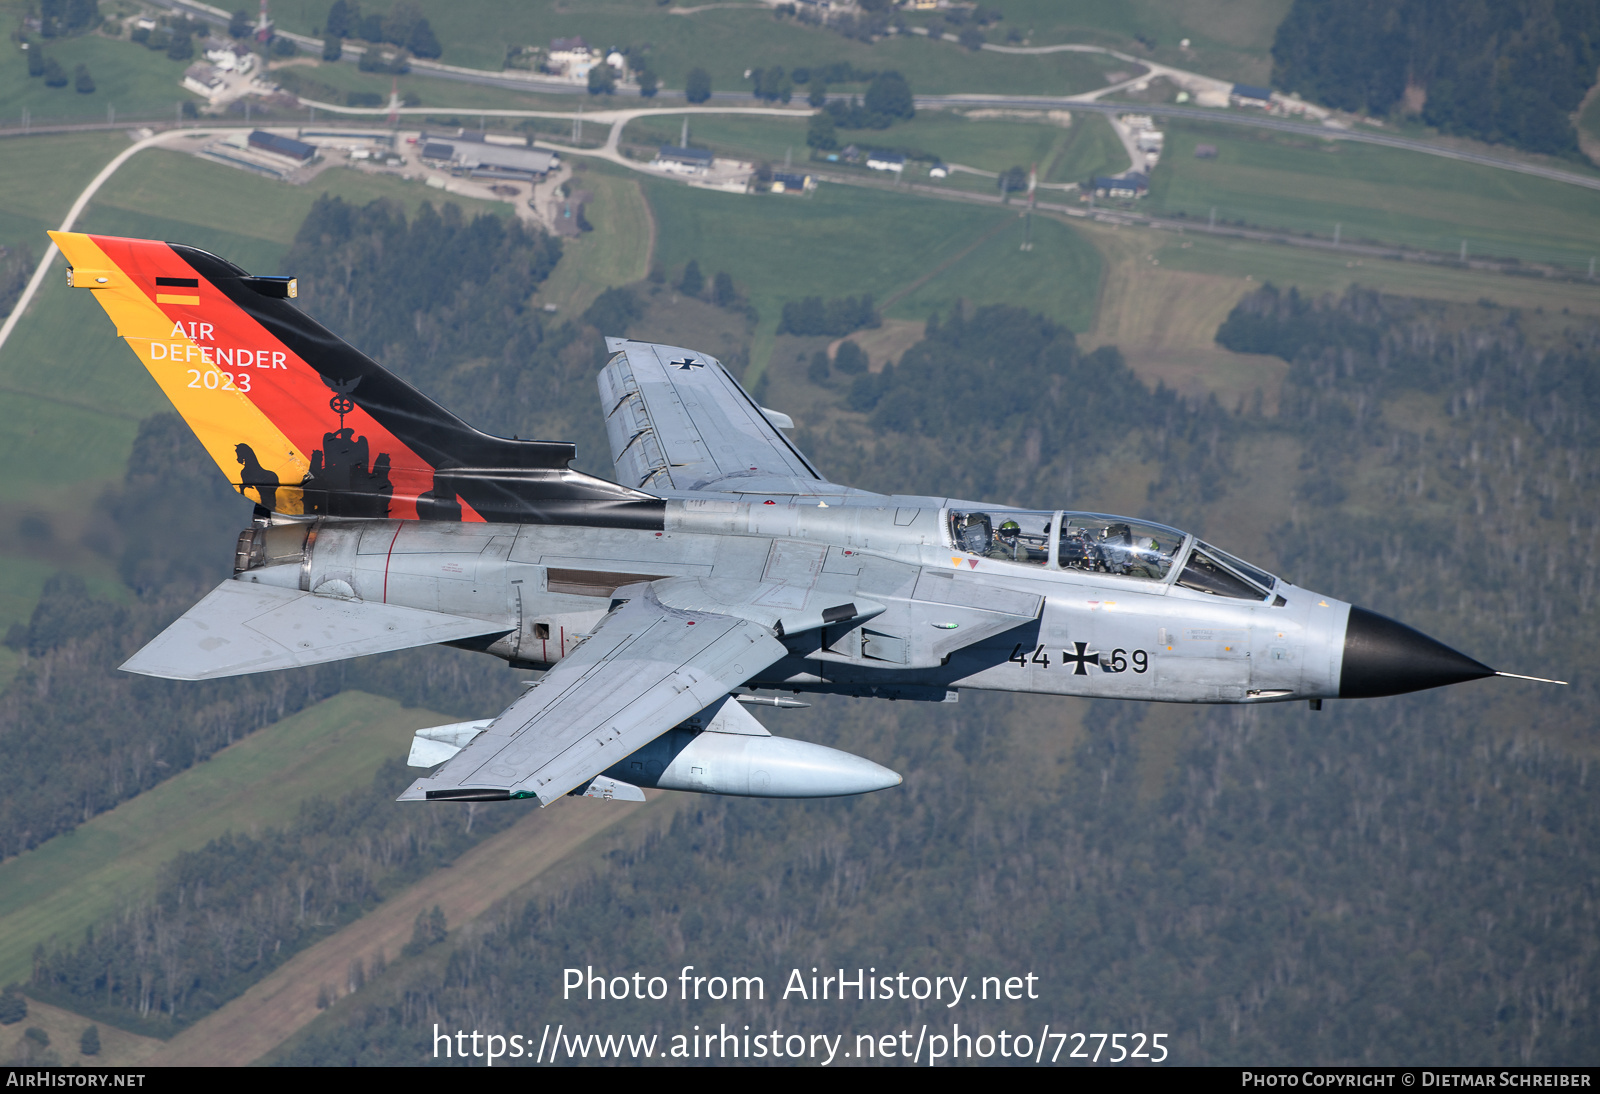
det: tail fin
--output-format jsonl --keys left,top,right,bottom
{"left": 50, "top": 231, "right": 660, "bottom": 527}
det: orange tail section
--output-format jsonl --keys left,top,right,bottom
{"left": 50, "top": 231, "right": 661, "bottom": 528}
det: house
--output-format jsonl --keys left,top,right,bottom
{"left": 771, "top": 170, "right": 813, "bottom": 193}
{"left": 866, "top": 150, "right": 905, "bottom": 173}
{"left": 182, "top": 63, "right": 226, "bottom": 100}
{"left": 548, "top": 36, "right": 595, "bottom": 78}
{"left": 652, "top": 145, "right": 714, "bottom": 175}
{"left": 1135, "top": 129, "right": 1164, "bottom": 153}
{"left": 1230, "top": 84, "right": 1273, "bottom": 108}
{"left": 928, "top": 162, "right": 949, "bottom": 178}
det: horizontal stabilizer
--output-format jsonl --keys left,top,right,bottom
{"left": 123, "top": 579, "right": 508, "bottom": 681}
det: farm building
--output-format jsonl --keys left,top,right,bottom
{"left": 1231, "top": 84, "right": 1273, "bottom": 108}
{"left": 248, "top": 130, "right": 316, "bottom": 163}
{"left": 653, "top": 146, "right": 715, "bottom": 175}
{"left": 1093, "top": 172, "right": 1149, "bottom": 199}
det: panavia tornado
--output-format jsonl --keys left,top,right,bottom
{"left": 48, "top": 231, "right": 1560, "bottom": 805}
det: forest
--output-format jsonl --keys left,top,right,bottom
{"left": 1270, "top": 0, "right": 1600, "bottom": 157}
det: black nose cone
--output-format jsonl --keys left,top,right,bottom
{"left": 1340, "top": 606, "right": 1494, "bottom": 698}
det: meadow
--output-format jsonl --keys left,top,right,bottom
{"left": 0, "top": 32, "right": 199, "bottom": 126}
{"left": 266, "top": 0, "right": 1124, "bottom": 98}
{"left": 1146, "top": 122, "right": 1600, "bottom": 274}
{"left": 637, "top": 168, "right": 1103, "bottom": 375}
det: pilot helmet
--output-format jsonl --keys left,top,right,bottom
{"left": 999, "top": 520, "right": 1021, "bottom": 539}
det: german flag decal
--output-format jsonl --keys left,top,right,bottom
{"left": 49, "top": 231, "right": 665, "bottom": 530}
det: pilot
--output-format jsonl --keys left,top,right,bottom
{"left": 989, "top": 519, "right": 1024, "bottom": 561}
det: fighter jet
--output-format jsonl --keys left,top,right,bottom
{"left": 48, "top": 231, "right": 1559, "bottom": 805}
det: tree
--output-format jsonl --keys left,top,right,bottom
{"left": 712, "top": 271, "right": 735, "bottom": 307}
{"left": 406, "top": 18, "right": 441, "bottom": 59}
{"left": 73, "top": 63, "right": 94, "bottom": 93}
{"left": 79, "top": 1026, "right": 99, "bottom": 1056}
{"left": 0, "top": 985, "right": 26, "bottom": 1024}
{"left": 323, "top": 37, "right": 342, "bottom": 61}
{"left": 679, "top": 259, "right": 704, "bottom": 298}
{"left": 42, "top": 58, "right": 68, "bottom": 87}
{"left": 271, "top": 35, "right": 297, "bottom": 57}
{"left": 834, "top": 340, "right": 868, "bottom": 374}
{"left": 806, "top": 110, "right": 837, "bottom": 149}
{"left": 587, "top": 63, "right": 615, "bottom": 95}
{"left": 808, "top": 81, "right": 827, "bottom": 107}
{"left": 864, "top": 71, "right": 913, "bottom": 122}
{"left": 26, "top": 46, "right": 45, "bottom": 78}
{"left": 382, "top": 0, "right": 423, "bottom": 45}
{"left": 959, "top": 25, "right": 985, "bottom": 50}
{"left": 637, "top": 69, "right": 658, "bottom": 97}
{"left": 167, "top": 32, "right": 194, "bottom": 61}
{"left": 229, "top": 9, "right": 251, "bottom": 37}
{"left": 685, "top": 67, "right": 711, "bottom": 103}
{"left": 808, "top": 350, "right": 830, "bottom": 384}
{"left": 65, "top": 0, "right": 99, "bottom": 32}
{"left": 358, "top": 12, "right": 383, "bottom": 41}
{"left": 325, "top": 0, "right": 357, "bottom": 40}
{"left": 998, "top": 165, "right": 1027, "bottom": 195}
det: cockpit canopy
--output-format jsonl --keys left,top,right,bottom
{"left": 947, "top": 509, "right": 1281, "bottom": 601}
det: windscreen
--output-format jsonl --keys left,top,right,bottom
{"left": 1175, "top": 544, "right": 1273, "bottom": 600}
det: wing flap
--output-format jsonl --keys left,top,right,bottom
{"left": 122, "top": 578, "right": 508, "bottom": 680}
{"left": 400, "top": 586, "right": 788, "bottom": 804}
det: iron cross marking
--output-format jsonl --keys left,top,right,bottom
{"left": 1062, "top": 641, "right": 1101, "bottom": 676}
{"left": 670, "top": 357, "right": 705, "bottom": 371}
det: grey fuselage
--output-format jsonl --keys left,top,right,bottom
{"left": 238, "top": 494, "right": 1347, "bottom": 705}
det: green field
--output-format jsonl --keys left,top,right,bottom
{"left": 0, "top": 32, "right": 205, "bottom": 126}
{"left": 268, "top": 0, "right": 1123, "bottom": 98}
{"left": 270, "top": 57, "right": 604, "bottom": 117}
{"left": 888, "top": 210, "right": 1098, "bottom": 327}
{"left": 1045, "top": 112, "right": 1130, "bottom": 181}
{"left": 623, "top": 113, "right": 810, "bottom": 167}
{"left": 535, "top": 166, "right": 653, "bottom": 315}
{"left": 622, "top": 108, "right": 1129, "bottom": 192}
{"left": 978, "top": 0, "right": 1289, "bottom": 83}
{"left": 1087, "top": 215, "right": 1600, "bottom": 319}
{"left": 0, "top": 692, "right": 449, "bottom": 985}
{"left": 0, "top": 132, "right": 130, "bottom": 254}
{"left": 1145, "top": 122, "right": 1600, "bottom": 274}
{"left": 639, "top": 169, "right": 1102, "bottom": 374}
